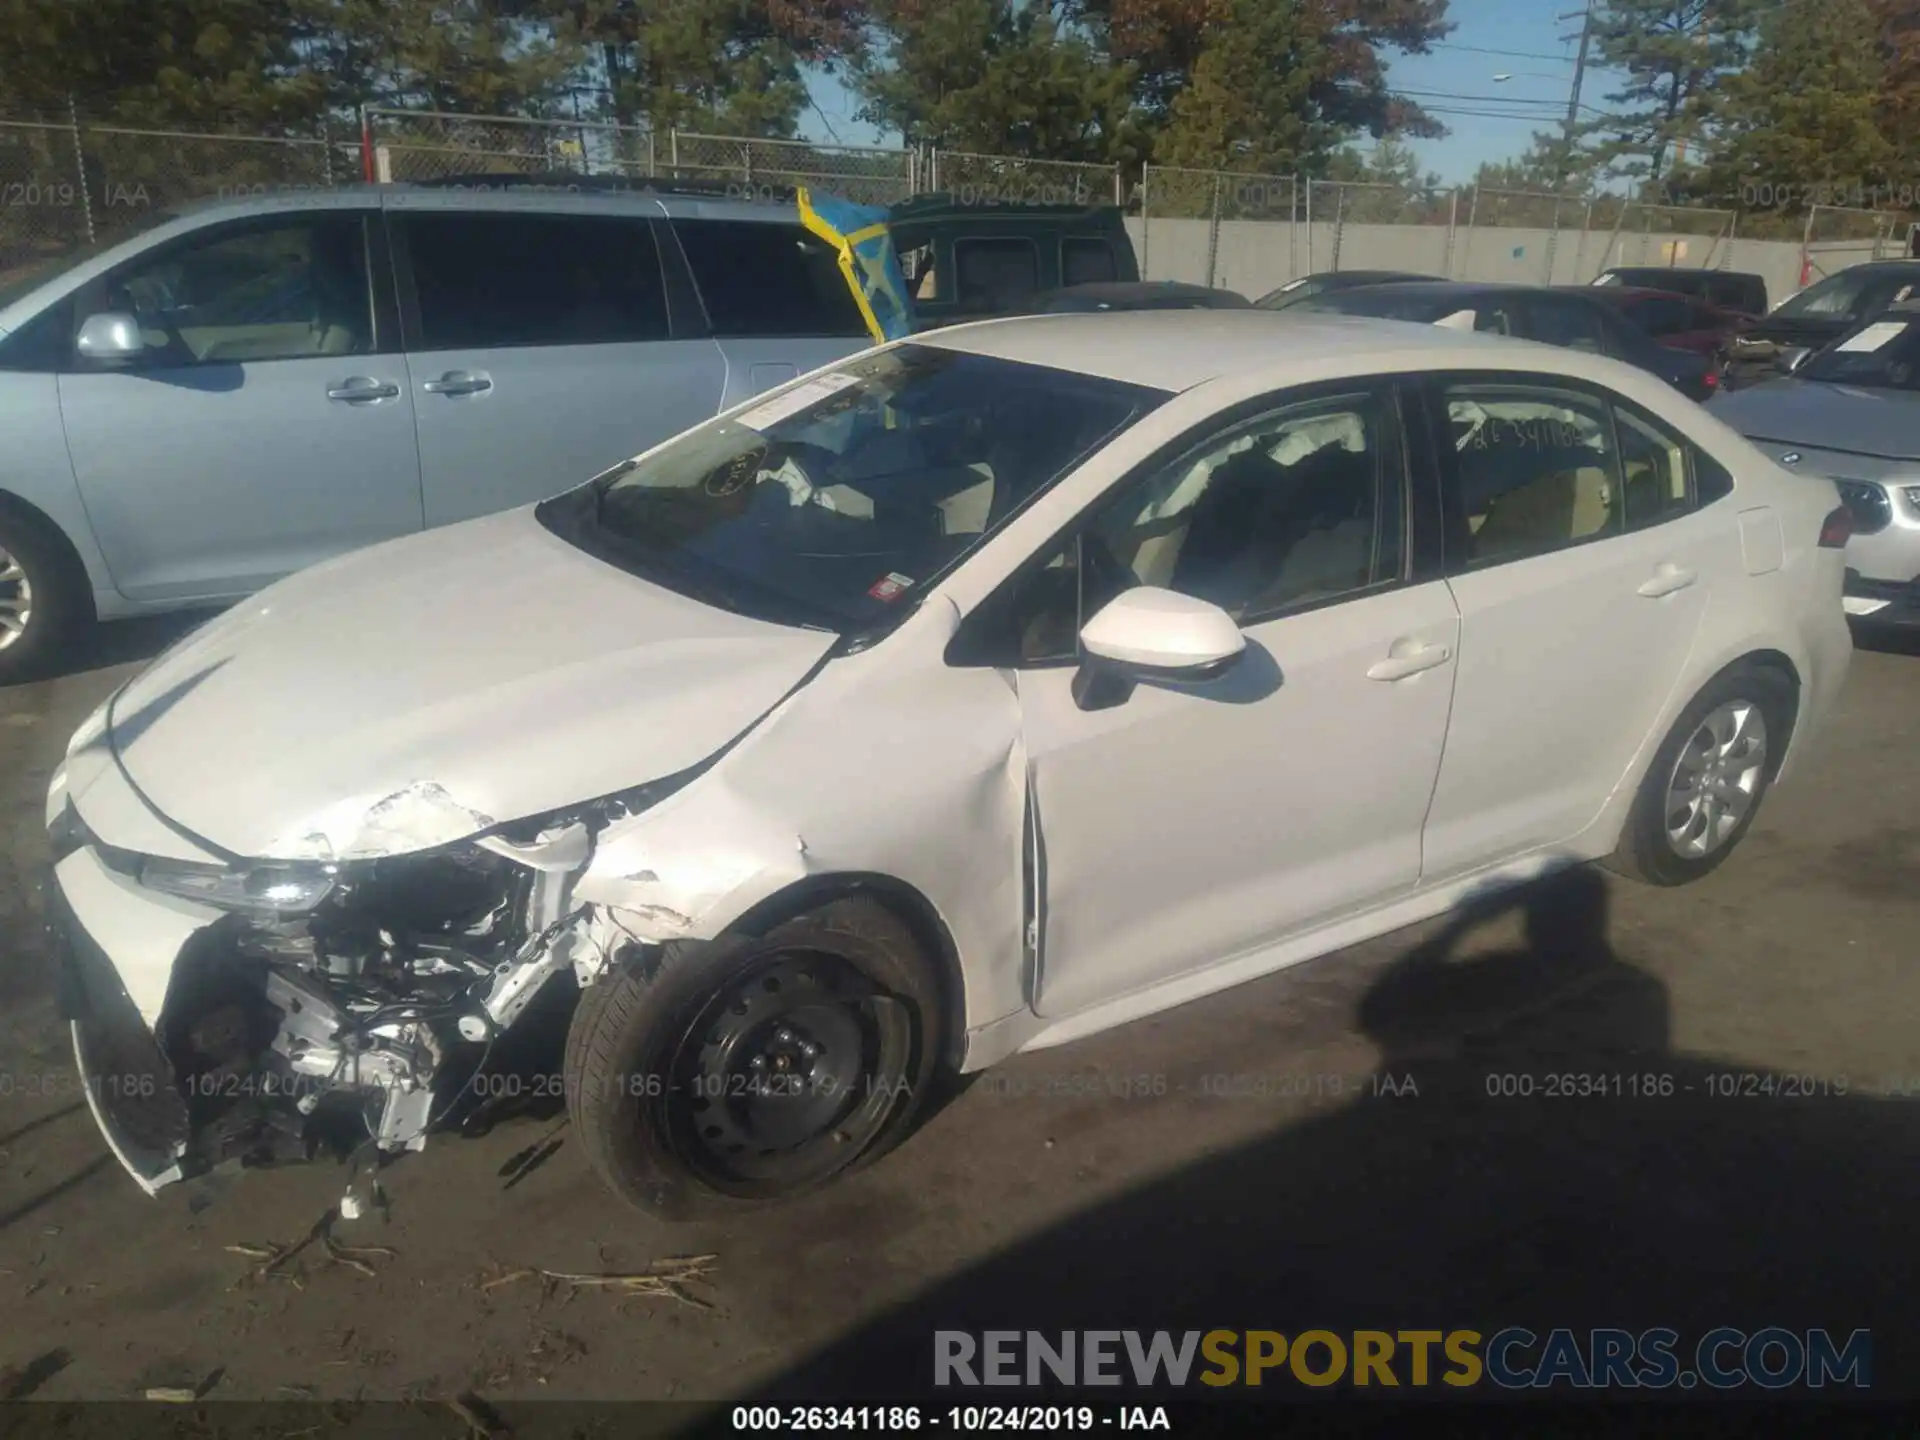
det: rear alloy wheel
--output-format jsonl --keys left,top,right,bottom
{"left": 565, "top": 896, "right": 942, "bottom": 1219}
{"left": 1607, "top": 663, "right": 1795, "bottom": 886}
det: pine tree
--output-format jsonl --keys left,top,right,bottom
{"left": 1583, "top": 0, "right": 1767, "bottom": 184}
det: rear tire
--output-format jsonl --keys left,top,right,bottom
{"left": 564, "top": 896, "right": 943, "bottom": 1221}
{"left": 1605, "top": 663, "right": 1796, "bottom": 887}
{"left": 0, "top": 500, "right": 89, "bottom": 684}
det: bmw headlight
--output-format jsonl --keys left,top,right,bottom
{"left": 139, "top": 857, "right": 336, "bottom": 915}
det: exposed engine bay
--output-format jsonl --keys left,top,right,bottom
{"left": 62, "top": 801, "right": 646, "bottom": 1189}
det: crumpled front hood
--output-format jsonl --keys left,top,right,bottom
{"left": 1708, "top": 378, "right": 1920, "bottom": 462}
{"left": 89, "top": 508, "right": 835, "bottom": 861}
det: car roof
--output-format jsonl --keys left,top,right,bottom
{"left": 1038, "top": 281, "right": 1248, "bottom": 308}
{"left": 157, "top": 180, "right": 800, "bottom": 225}
{"left": 1602, "top": 266, "right": 1765, "bottom": 282}
{"left": 916, "top": 309, "right": 1554, "bottom": 390}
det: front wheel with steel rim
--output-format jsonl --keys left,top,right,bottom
{"left": 564, "top": 895, "right": 943, "bottom": 1220}
{"left": 1607, "top": 662, "right": 1796, "bottom": 887}
{"left": 0, "top": 501, "right": 88, "bottom": 684}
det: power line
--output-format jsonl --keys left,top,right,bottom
{"left": 1431, "top": 42, "right": 1577, "bottom": 64}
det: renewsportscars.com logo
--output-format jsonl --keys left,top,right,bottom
{"left": 934, "top": 1328, "right": 1872, "bottom": 1391}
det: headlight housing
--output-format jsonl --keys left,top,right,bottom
{"left": 139, "top": 857, "right": 336, "bottom": 915}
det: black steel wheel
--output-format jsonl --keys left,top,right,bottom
{"left": 565, "top": 896, "right": 943, "bottom": 1220}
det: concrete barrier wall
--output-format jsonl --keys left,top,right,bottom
{"left": 1127, "top": 215, "right": 1836, "bottom": 310}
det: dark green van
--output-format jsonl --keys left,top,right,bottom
{"left": 888, "top": 195, "right": 1140, "bottom": 330}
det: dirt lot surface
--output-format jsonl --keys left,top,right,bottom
{"left": 0, "top": 615, "right": 1916, "bottom": 1415}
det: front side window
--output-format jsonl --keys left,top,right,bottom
{"left": 1440, "top": 382, "right": 1622, "bottom": 566}
{"left": 673, "top": 219, "right": 867, "bottom": 338}
{"left": 539, "top": 344, "right": 1164, "bottom": 634}
{"left": 98, "top": 216, "right": 370, "bottom": 365}
{"left": 953, "top": 238, "right": 1039, "bottom": 311}
{"left": 405, "top": 213, "right": 668, "bottom": 349}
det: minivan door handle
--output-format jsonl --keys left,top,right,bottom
{"left": 326, "top": 377, "right": 400, "bottom": 402}
{"left": 422, "top": 371, "right": 493, "bottom": 397}
{"left": 1367, "top": 641, "right": 1453, "bottom": 682}
{"left": 1637, "top": 564, "right": 1698, "bottom": 598}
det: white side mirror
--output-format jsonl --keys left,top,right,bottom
{"left": 75, "top": 311, "right": 146, "bottom": 361}
{"left": 1074, "top": 586, "right": 1245, "bottom": 711}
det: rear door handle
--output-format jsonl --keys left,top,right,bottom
{"left": 1637, "top": 564, "right": 1698, "bottom": 598}
{"left": 422, "top": 371, "right": 493, "bottom": 397}
{"left": 1367, "top": 643, "right": 1453, "bottom": 682}
{"left": 326, "top": 377, "right": 399, "bottom": 402}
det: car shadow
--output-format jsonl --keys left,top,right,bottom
{"left": 736, "top": 866, "right": 1920, "bottom": 1405}
{"left": 4, "top": 608, "right": 223, "bottom": 690}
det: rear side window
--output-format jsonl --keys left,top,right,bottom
{"left": 405, "top": 213, "right": 669, "bottom": 349}
{"left": 1526, "top": 298, "right": 1607, "bottom": 353}
{"left": 672, "top": 219, "right": 866, "bottom": 338}
{"left": 1062, "top": 237, "right": 1119, "bottom": 287}
{"left": 954, "top": 237, "right": 1040, "bottom": 311}
{"left": 1632, "top": 295, "right": 1695, "bottom": 337}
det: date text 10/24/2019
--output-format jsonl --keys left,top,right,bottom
{"left": 732, "top": 1407, "right": 1171, "bottom": 1432}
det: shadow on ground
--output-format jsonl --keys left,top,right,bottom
{"left": 1, "top": 609, "right": 220, "bottom": 690}
{"left": 744, "top": 867, "right": 1920, "bottom": 1404}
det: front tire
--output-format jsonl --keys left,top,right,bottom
{"left": 1606, "top": 663, "right": 1796, "bottom": 886}
{"left": 564, "top": 896, "right": 943, "bottom": 1220}
{"left": 0, "top": 500, "right": 89, "bottom": 684}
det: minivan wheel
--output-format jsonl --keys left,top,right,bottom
{"left": 1606, "top": 663, "right": 1795, "bottom": 887}
{"left": 564, "top": 896, "right": 943, "bottom": 1220}
{"left": 0, "top": 502, "right": 87, "bottom": 683}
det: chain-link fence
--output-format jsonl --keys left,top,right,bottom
{"left": 363, "top": 107, "right": 654, "bottom": 181}
{"left": 0, "top": 119, "right": 90, "bottom": 283}
{"left": 1453, "top": 188, "right": 1595, "bottom": 285}
{"left": 1136, "top": 165, "right": 1300, "bottom": 291}
{"left": 665, "top": 132, "right": 916, "bottom": 205}
{"left": 925, "top": 150, "right": 1120, "bottom": 207}
{"left": 1798, "top": 203, "right": 1902, "bottom": 286}
{"left": 1306, "top": 180, "right": 1458, "bottom": 280}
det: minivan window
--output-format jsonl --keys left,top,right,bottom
{"left": 405, "top": 213, "right": 669, "bottom": 349}
{"left": 672, "top": 219, "right": 867, "bottom": 339}
{"left": 539, "top": 344, "right": 1165, "bottom": 633}
{"left": 100, "top": 215, "right": 371, "bottom": 365}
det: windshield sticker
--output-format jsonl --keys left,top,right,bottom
{"left": 1834, "top": 320, "right": 1910, "bottom": 354}
{"left": 867, "top": 572, "right": 915, "bottom": 603}
{"left": 734, "top": 372, "right": 864, "bottom": 432}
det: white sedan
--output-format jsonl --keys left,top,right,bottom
{"left": 46, "top": 312, "right": 1853, "bottom": 1217}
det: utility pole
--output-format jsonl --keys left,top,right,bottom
{"left": 1557, "top": 1, "right": 1595, "bottom": 189}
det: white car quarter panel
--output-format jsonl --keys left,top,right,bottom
{"left": 1022, "top": 581, "right": 1461, "bottom": 1020}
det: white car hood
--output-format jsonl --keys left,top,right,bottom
{"left": 94, "top": 508, "right": 836, "bottom": 861}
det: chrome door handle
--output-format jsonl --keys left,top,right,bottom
{"left": 326, "top": 378, "right": 399, "bottom": 402}
{"left": 1367, "top": 644, "right": 1453, "bottom": 682}
{"left": 1637, "top": 564, "right": 1698, "bottom": 598}
{"left": 422, "top": 372, "right": 493, "bottom": 396}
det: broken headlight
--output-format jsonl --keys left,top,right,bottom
{"left": 139, "top": 857, "right": 336, "bottom": 915}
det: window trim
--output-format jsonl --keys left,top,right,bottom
{"left": 1422, "top": 371, "right": 1634, "bottom": 576}
{"left": 391, "top": 209, "right": 673, "bottom": 353}
{"left": 68, "top": 209, "right": 388, "bottom": 372}
{"left": 946, "top": 376, "right": 1420, "bottom": 671}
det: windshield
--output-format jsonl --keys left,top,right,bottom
{"left": 1772, "top": 269, "right": 1894, "bottom": 321}
{"left": 1297, "top": 288, "right": 1447, "bottom": 323}
{"left": 1797, "top": 316, "right": 1920, "bottom": 389}
{"left": 538, "top": 344, "right": 1166, "bottom": 633}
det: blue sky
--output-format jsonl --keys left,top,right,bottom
{"left": 797, "top": 0, "right": 1611, "bottom": 185}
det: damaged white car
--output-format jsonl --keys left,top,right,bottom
{"left": 46, "top": 312, "right": 1853, "bottom": 1218}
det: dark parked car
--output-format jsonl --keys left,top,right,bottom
{"left": 1593, "top": 266, "right": 1768, "bottom": 317}
{"left": 1582, "top": 285, "right": 1753, "bottom": 368}
{"left": 1031, "top": 281, "right": 1250, "bottom": 313}
{"left": 1288, "top": 281, "right": 1717, "bottom": 401}
{"left": 1255, "top": 269, "right": 1437, "bottom": 310}
{"left": 1724, "top": 260, "right": 1920, "bottom": 389}
{"left": 889, "top": 195, "right": 1139, "bottom": 331}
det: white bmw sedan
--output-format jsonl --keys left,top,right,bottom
{"left": 47, "top": 313, "right": 1853, "bottom": 1217}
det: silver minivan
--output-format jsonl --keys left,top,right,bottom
{"left": 0, "top": 183, "right": 871, "bottom": 679}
